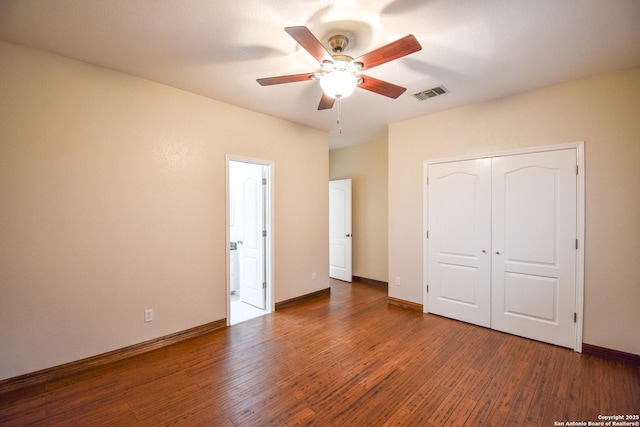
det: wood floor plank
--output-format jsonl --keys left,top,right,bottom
{"left": 445, "top": 397, "right": 478, "bottom": 427}
{"left": 427, "top": 368, "right": 480, "bottom": 425}
{"left": 525, "top": 344, "right": 561, "bottom": 425}
{"left": 403, "top": 384, "right": 454, "bottom": 425}
{"left": 458, "top": 343, "right": 517, "bottom": 426}
{"left": 563, "top": 352, "right": 585, "bottom": 421}
{"left": 503, "top": 382, "right": 536, "bottom": 426}
{"left": 1, "top": 279, "right": 639, "bottom": 426}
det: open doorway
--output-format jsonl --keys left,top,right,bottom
{"left": 227, "top": 158, "right": 272, "bottom": 325}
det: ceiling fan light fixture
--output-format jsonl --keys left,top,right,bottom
{"left": 320, "top": 70, "right": 358, "bottom": 99}
{"left": 319, "top": 60, "right": 359, "bottom": 99}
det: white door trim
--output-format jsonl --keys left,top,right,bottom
{"left": 226, "top": 155, "right": 275, "bottom": 326}
{"left": 423, "top": 141, "right": 585, "bottom": 352}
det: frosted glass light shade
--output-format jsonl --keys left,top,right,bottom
{"left": 320, "top": 71, "right": 358, "bottom": 99}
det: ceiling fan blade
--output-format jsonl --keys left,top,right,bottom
{"left": 285, "top": 26, "right": 334, "bottom": 64}
{"left": 353, "top": 34, "right": 422, "bottom": 71}
{"left": 358, "top": 75, "right": 407, "bottom": 99}
{"left": 318, "top": 92, "right": 335, "bottom": 110}
{"left": 257, "top": 73, "right": 314, "bottom": 86}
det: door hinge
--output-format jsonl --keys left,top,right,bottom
{"left": 426, "top": 284, "right": 429, "bottom": 293}
{"left": 576, "top": 165, "right": 579, "bottom": 176}
{"left": 573, "top": 312, "right": 577, "bottom": 323}
{"left": 426, "top": 230, "right": 429, "bottom": 239}
{"left": 262, "top": 177, "right": 267, "bottom": 185}
{"left": 575, "top": 239, "right": 578, "bottom": 249}
{"left": 263, "top": 282, "right": 267, "bottom": 289}
{"left": 263, "top": 230, "right": 267, "bottom": 237}
{"left": 427, "top": 176, "right": 429, "bottom": 185}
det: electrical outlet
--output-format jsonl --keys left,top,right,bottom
{"left": 395, "top": 277, "right": 401, "bottom": 286}
{"left": 144, "top": 309, "right": 153, "bottom": 322}
{"left": 312, "top": 272, "right": 317, "bottom": 281}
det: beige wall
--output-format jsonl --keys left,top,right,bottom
{"left": 0, "top": 41, "right": 329, "bottom": 380}
{"left": 389, "top": 67, "right": 640, "bottom": 355}
{"left": 330, "top": 139, "right": 388, "bottom": 282}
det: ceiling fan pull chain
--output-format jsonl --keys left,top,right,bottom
{"left": 337, "top": 96, "right": 343, "bottom": 134}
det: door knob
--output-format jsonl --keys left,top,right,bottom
{"left": 237, "top": 240, "right": 243, "bottom": 245}
{"left": 346, "top": 234, "right": 352, "bottom": 237}
{"left": 495, "top": 251, "right": 500, "bottom": 255}
{"left": 481, "top": 250, "right": 486, "bottom": 253}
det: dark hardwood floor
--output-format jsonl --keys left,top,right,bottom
{"left": 1, "top": 279, "right": 639, "bottom": 426}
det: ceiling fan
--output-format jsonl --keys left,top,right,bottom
{"left": 257, "top": 26, "right": 422, "bottom": 110}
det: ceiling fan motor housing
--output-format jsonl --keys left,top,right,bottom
{"left": 328, "top": 34, "right": 349, "bottom": 53}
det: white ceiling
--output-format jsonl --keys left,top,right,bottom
{"left": 1, "top": 0, "right": 640, "bottom": 149}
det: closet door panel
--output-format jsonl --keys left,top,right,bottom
{"left": 426, "top": 158, "right": 491, "bottom": 328}
{"left": 491, "top": 149, "right": 577, "bottom": 348}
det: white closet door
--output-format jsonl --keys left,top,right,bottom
{"left": 427, "top": 158, "right": 492, "bottom": 327}
{"left": 491, "top": 149, "right": 577, "bottom": 348}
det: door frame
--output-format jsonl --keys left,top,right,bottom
{"left": 423, "top": 141, "right": 585, "bottom": 352}
{"left": 226, "top": 155, "right": 274, "bottom": 325}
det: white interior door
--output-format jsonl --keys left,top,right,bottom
{"left": 426, "top": 158, "right": 492, "bottom": 327}
{"left": 329, "top": 179, "right": 352, "bottom": 282}
{"left": 236, "top": 163, "right": 266, "bottom": 309}
{"left": 491, "top": 149, "right": 577, "bottom": 348}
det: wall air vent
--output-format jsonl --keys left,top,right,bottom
{"left": 412, "top": 86, "right": 448, "bottom": 101}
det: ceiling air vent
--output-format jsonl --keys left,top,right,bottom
{"left": 412, "top": 86, "right": 448, "bottom": 101}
